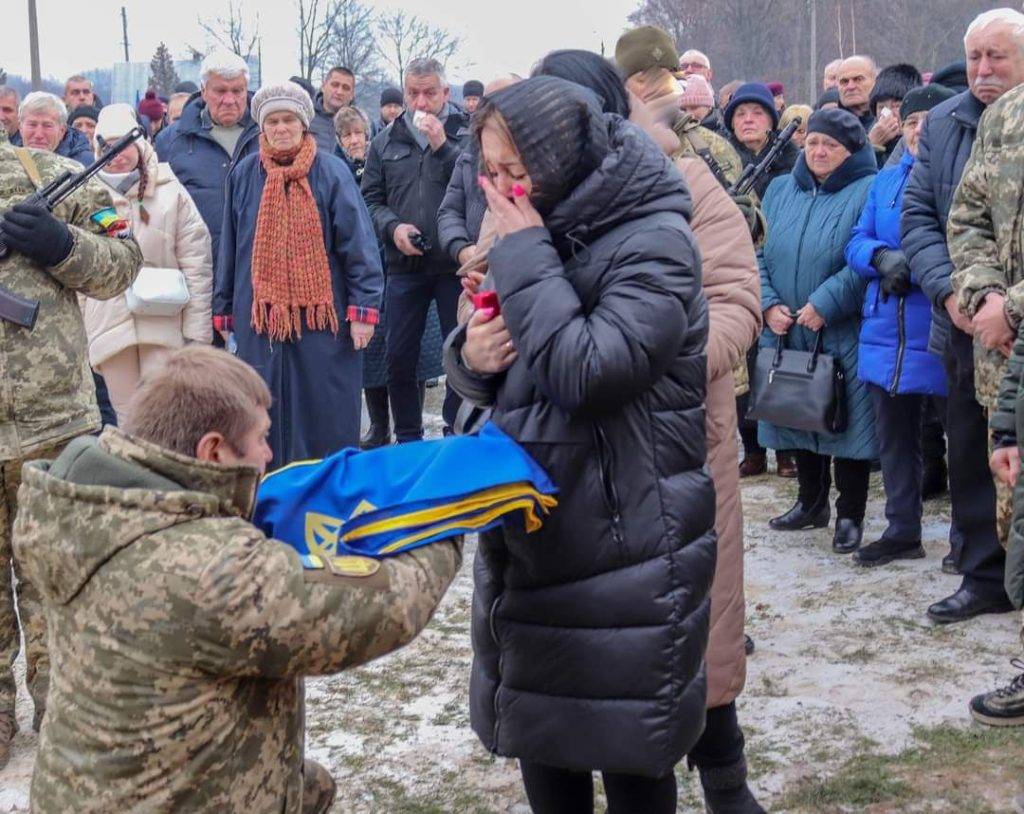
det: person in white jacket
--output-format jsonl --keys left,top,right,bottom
{"left": 84, "top": 104, "right": 213, "bottom": 423}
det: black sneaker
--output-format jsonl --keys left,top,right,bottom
{"left": 853, "top": 537, "right": 925, "bottom": 567}
{"left": 970, "top": 659, "right": 1024, "bottom": 727}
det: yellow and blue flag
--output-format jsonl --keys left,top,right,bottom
{"left": 254, "top": 422, "right": 557, "bottom": 562}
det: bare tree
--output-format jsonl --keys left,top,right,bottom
{"left": 326, "top": 0, "right": 378, "bottom": 78}
{"left": 199, "top": 1, "right": 260, "bottom": 60}
{"left": 375, "top": 11, "right": 461, "bottom": 85}
{"left": 296, "top": 0, "right": 346, "bottom": 82}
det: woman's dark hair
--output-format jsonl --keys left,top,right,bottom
{"left": 532, "top": 49, "right": 631, "bottom": 118}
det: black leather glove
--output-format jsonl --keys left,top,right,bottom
{"left": 1, "top": 202, "right": 74, "bottom": 267}
{"left": 874, "top": 248, "right": 911, "bottom": 299}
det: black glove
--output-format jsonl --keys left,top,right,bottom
{"left": 1, "top": 202, "right": 74, "bottom": 267}
{"left": 874, "top": 248, "right": 911, "bottom": 299}
{"left": 730, "top": 193, "right": 764, "bottom": 243}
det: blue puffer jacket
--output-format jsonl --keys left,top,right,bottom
{"left": 11, "top": 126, "right": 93, "bottom": 167}
{"left": 758, "top": 142, "right": 878, "bottom": 460}
{"left": 846, "top": 151, "right": 947, "bottom": 397}
{"left": 155, "top": 94, "right": 259, "bottom": 259}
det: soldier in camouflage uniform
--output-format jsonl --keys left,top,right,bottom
{"left": 12, "top": 346, "right": 462, "bottom": 812}
{"left": 948, "top": 82, "right": 1024, "bottom": 544}
{"left": 0, "top": 130, "right": 142, "bottom": 768}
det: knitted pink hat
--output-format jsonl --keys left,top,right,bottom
{"left": 679, "top": 75, "right": 715, "bottom": 108}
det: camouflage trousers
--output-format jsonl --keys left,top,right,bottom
{"left": 0, "top": 442, "right": 65, "bottom": 719}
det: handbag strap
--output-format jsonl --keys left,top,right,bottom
{"left": 772, "top": 327, "right": 826, "bottom": 372}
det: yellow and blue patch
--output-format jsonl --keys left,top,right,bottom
{"left": 90, "top": 206, "right": 132, "bottom": 239}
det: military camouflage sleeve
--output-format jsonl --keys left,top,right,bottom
{"left": 192, "top": 527, "right": 463, "bottom": 679}
{"left": 991, "top": 326, "right": 1024, "bottom": 448}
{"left": 46, "top": 175, "right": 143, "bottom": 300}
{"left": 948, "top": 124, "right": 1005, "bottom": 319}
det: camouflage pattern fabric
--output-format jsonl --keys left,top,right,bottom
{"left": 671, "top": 113, "right": 743, "bottom": 189}
{"left": 0, "top": 441, "right": 67, "bottom": 725}
{"left": 0, "top": 137, "right": 142, "bottom": 459}
{"left": 13, "top": 427, "right": 461, "bottom": 813}
{"left": 948, "top": 84, "right": 1024, "bottom": 411}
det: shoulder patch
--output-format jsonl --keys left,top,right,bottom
{"left": 90, "top": 206, "right": 132, "bottom": 239}
{"left": 328, "top": 555, "right": 380, "bottom": 578}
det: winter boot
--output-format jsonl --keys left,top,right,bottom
{"left": 0, "top": 710, "right": 16, "bottom": 771}
{"left": 775, "top": 451, "right": 798, "bottom": 478}
{"left": 698, "top": 757, "right": 767, "bottom": 814}
{"left": 360, "top": 387, "right": 391, "bottom": 450}
{"left": 739, "top": 450, "right": 766, "bottom": 478}
{"left": 970, "top": 659, "right": 1024, "bottom": 727}
{"left": 301, "top": 759, "right": 337, "bottom": 814}
{"left": 853, "top": 536, "right": 925, "bottom": 567}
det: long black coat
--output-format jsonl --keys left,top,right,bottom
{"left": 444, "top": 117, "right": 716, "bottom": 777}
{"left": 901, "top": 90, "right": 985, "bottom": 355}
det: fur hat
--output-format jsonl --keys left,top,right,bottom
{"left": 614, "top": 26, "right": 679, "bottom": 78}
{"left": 251, "top": 81, "right": 316, "bottom": 130}
{"left": 869, "top": 64, "right": 922, "bottom": 114}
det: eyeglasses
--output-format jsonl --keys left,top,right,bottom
{"left": 679, "top": 62, "right": 709, "bottom": 70}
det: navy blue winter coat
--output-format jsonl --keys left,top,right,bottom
{"left": 901, "top": 90, "right": 985, "bottom": 354}
{"left": 11, "top": 126, "right": 93, "bottom": 167}
{"left": 758, "top": 143, "right": 878, "bottom": 460}
{"left": 155, "top": 94, "right": 259, "bottom": 259}
{"left": 214, "top": 148, "right": 383, "bottom": 469}
{"left": 846, "top": 150, "right": 947, "bottom": 397}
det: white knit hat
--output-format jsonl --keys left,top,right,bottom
{"left": 93, "top": 103, "right": 145, "bottom": 155}
{"left": 251, "top": 81, "right": 315, "bottom": 130}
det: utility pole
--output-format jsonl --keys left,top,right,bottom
{"left": 121, "top": 6, "right": 130, "bottom": 62}
{"left": 27, "top": 0, "right": 42, "bottom": 90}
{"left": 809, "top": 0, "right": 817, "bottom": 102}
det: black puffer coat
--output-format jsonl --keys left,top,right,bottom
{"left": 444, "top": 116, "right": 717, "bottom": 777}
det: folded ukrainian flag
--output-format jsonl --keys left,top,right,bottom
{"left": 254, "top": 422, "right": 558, "bottom": 562}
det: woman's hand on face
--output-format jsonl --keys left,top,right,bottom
{"left": 462, "top": 307, "right": 517, "bottom": 374}
{"left": 478, "top": 175, "right": 543, "bottom": 238}
{"left": 764, "top": 304, "right": 795, "bottom": 335}
{"left": 795, "top": 302, "right": 826, "bottom": 331}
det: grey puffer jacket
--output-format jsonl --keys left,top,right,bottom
{"left": 444, "top": 115, "right": 716, "bottom": 777}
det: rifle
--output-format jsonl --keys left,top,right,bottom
{"left": 728, "top": 117, "right": 802, "bottom": 197}
{"left": 0, "top": 127, "right": 146, "bottom": 330}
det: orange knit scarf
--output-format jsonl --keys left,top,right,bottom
{"left": 251, "top": 133, "right": 338, "bottom": 341}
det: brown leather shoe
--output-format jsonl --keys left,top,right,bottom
{"left": 739, "top": 450, "right": 767, "bottom": 478}
{"left": 0, "top": 711, "right": 16, "bottom": 772}
{"left": 776, "top": 451, "right": 798, "bottom": 478}
{"left": 301, "top": 759, "right": 337, "bottom": 814}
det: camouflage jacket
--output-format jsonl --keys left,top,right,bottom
{"left": 671, "top": 113, "right": 743, "bottom": 189}
{"left": 13, "top": 428, "right": 462, "bottom": 813}
{"left": 948, "top": 84, "right": 1024, "bottom": 409}
{"left": 0, "top": 139, "right": 142, "bottom": 459}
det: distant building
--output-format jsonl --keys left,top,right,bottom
{"left": 109, "top": 55, "right": 260, "bottom": 103}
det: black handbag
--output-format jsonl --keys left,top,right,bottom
{"left": 747, "top": 331, "right": 847, "bottom": 434}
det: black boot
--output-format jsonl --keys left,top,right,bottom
{"left": 769, "top": 500, "right": 830, "bottom": 531}
{"left": 832, "top": 518, "right": 863, "bottom": 554}
{"left": 360, "top": 387, "right": 391, "bottom": 450}
{"left": 699, "top": 757, "right": 767, "bottom": 814}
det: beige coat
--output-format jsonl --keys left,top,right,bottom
{"left": 82, "top": 141, "right": 212, "bottom": 367}
{"left": 676, "top": 155, "right": 762, "bottom": 707}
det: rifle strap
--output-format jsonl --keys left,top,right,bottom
{"left": 684, "top": 128, "right": 731, "bottom": 191}
{"left": 13, "top": 147, "right": 43, "bottom": 191}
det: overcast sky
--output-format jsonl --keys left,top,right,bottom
{"left": 6, "top": 0, "right": 639, "bottom": 86}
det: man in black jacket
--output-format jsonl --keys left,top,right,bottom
{"left": 362, "top": 58, "right": 469, "bottom": 441}
{"left": 902, "top": 8, "right": 1024, "bottom": 624}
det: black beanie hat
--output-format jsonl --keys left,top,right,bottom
{"left": 380, "top": 86, "right": 403, "bottom": 107}
{"left": 900, "top": 83, "right": 956, "bottom": 119}
{"left": 931, "top": 60, "right": 968, "bottom": 93}
{"left": 533, "top": 49, "right": 631, "bottom": 118}
{"left": 807, "top": 108, "right": 866, "bottom": 153}
{"left": 67, "top": 105, "right": 100, "bottom": 126}
{"left": 173, "top": 80, "right": 199, "bottom": 94}
{"left": 869, "top": 63, "right": 922, "bottom": 114}
{"left": 479, "top": 76, "right": 609, "bottom": 214}
{"left": 815, "top": 88, "right": 840, "bottom": 110}
{"left": 462, "top": 80, "right": 484, "bottom": 98}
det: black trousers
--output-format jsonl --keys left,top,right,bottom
{"left": 736, "top": 346, "right": 763, "bottom": 455}
{"left": 869, "top": 386, "right": 947, "bottom": 542}
{"left": 384, "top": 272, "right": 461, "bottom": 441}
{"left": 689, "top": 702, "right": 746, "bottom": 770}
{"left": 519, "top": 761, "right": 677, "bottom": 814}
{"left": 921, "top": 397, "right": 947, "bottom": 465}
{"left": 795, "top": 450, "right": 871, "bottom": 523}
{"left": 943, "top": 328, "right": 1007, "bottom": 599}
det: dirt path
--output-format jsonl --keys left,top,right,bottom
{"left": 3, "top": 440, "right": 1023, "bottom": 812}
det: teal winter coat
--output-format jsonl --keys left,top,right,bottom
{"left": 757, "top": 143, "right": 878, "bottom": 460}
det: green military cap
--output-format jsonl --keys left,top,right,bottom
{"left": 615, "top": 26, "right": 679, "bottom": 79}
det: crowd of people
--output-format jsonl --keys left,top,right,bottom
{"left": 2, "top": 4, "right": 1024, "bottom": 813}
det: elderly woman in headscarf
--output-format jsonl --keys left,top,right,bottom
{"left": 444, "top": 75, "right": 715, "bottom": 814}
{"left": 214, "top": 81, "right": 383, "bottom": 469}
